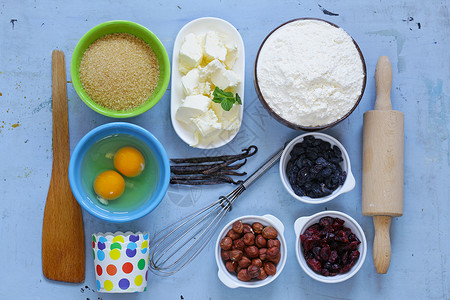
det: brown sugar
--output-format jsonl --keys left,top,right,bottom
{"left": 79, "top": 33, "right": 160, "bottom": 111}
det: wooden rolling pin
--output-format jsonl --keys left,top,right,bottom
{"left": 362, "top": 56, "right": 404, "bottom": 274}
{"left": 42, "top": 50, "right": 85, "bottom": 282}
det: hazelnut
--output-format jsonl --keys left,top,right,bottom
{"left": 252, "top": 222, "right": 264, "bottom": 234}
{"left": 236, "top": 265, "right": 242, "bottom": 273}
{"left": 229, "top": 250, "right": 243, "bottom": 262}
{"left": 247, "top": 265, "right": 261, "bottom": 278}
{"left": 259, "top": 248, "right": 268, "bottom": 260}
{"left": 221, "top": 250, "right": 230, "bottom": 261}
{"left": 243, "top": 223, "right": 253, "bottom": 234}
{"left": 227, "top": 229, "right": 241, "bottom": 240}
{"left": 267, "top": 246, "right": 280, "bottom": 259}
{"left": 243, "top": 233, "right": 255, "bottom": 246}
{"left": 220, "top": 237, "right": 233, "bottom": 250}
{"left": 225, "top": 261, "right": 237, "bottom": 273}
{"left": 238, "top": 256, "right": 251, "bottom": 268}
{"left": 232, "top": 220, "right": 244, "bottom": 234}
{"left": 252, "top": 258, "right": 263, "bottom": 268}
{"left": 237, "top": 268, "right": 251, "bottom": 281}
{"left": 255, "top": 234, "right": 267, "bottom": 248}
{"left": 264, "top": 261, "right": 277, "bottom": 276}
{"left": 267, "top": 238, "right": 281, "bottom": 248}
{"left": 257, "top": 268, "right": 268, "bottom": 280}
{"left": 232, "top": 238, "right": 245, "bottom": 251}
{"left": 269, "top": 252, "right": 281, "bottom": 264}
{"left": 262, "top": 226, "right": 278, "bottom": 239}
{"left": 245, "top": 246, "right": 259, "bottom": 258}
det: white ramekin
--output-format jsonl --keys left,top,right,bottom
{"left": 294, "top": 210, "right": 367, "bottom": 283}
{"left": 280, "top": 132, "right": 355, "bottom": 204}
{"left": 215, "top": 214, "right": 286, "bottom": 288}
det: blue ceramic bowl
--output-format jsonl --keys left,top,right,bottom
{"left": 69, "top": 122, "right": 170, "bottom": 223}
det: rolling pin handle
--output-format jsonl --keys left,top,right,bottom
{"left": 374, "top": 56, "right": 393, "bottom": 111}
{"left": 373, "top": 215, "right": 392, "bottom": 274}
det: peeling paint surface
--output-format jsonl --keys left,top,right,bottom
{"left": 0, "top": 1, "right": 449, "bottom": 299}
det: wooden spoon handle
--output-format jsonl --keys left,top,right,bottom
{"left": 373, "top": 215, "right": 391, "bottom": 274}
{"left": 374, "top": 56, "right": 392, "bottom": 111}
{"left": 51, "top": 50, "right": 70, "bottom": 159}
{"left": 42, "top": 50, "right": 85, "bottom": 283}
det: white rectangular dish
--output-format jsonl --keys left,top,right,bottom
{"left": 170, "top": 17, "right": 245, "bottom": 149}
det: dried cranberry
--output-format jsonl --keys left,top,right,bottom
{"left": 350, "top": 250, "right": 360, "bottom": 262}
{"left": 307, "top": 258, "right": 322, "bottom": 273}
{"left": 345, "top": 241, "right": 360, "bottom": 251}
{"left": 328, "top": 250, "right": 338, "bottom": 263}
{"left": 301, "top": 235, "right": 321, "bottom": 252}
{"left": 303, "top": 226, "right": 320, "bottom": 238}
{"left": 332, "top": 218, "right": 345, "bottom": 230}
{"left": 335, "top": 230, "right": 349, "bottom": 243}
{"left": 319, "top": 245, "right": 331, "bottom": 261}
{"left": 331, "top": 263, "right": 340, "bottom": 271}
{"left": 319, "top": 217, "right": 333, "bottom": 227}
{"left": 300, "top": 216, "right": 361, "bottom": 276}
{"left": 342, "top": 251, "right": 349, "bottom": 265}
{"left": 341, "top": 260, "right": 356, "bottom": 273}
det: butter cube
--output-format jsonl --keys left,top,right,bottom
{"left": 199, "top": 59, "right": 239, "bottom": 91}
{"left": 175, "top": 95, "right": 211, "bottom": 124}
{"left": 199, "top": 59, "right": 223, "bottom": 79}
{"left": 204, "top": 31, "right": 227, "bottom": 63}
{"left": 221, "top": 105, "right": 241, "bottom": 131}
{"left": 181, "top": 68, "right": 200, "bottom": 96}
{"left": 179, "top": 33, "right": 204, "bottom": 73}
{"left": 191, "top": 109, "right": 222, "bottom": 137}
{"left": 224, "top": 40, "right": 238, "bottom": 69}
{"left": 182, "top": 67, "right": 213, "bottom": 96}
{"left": 211, "top": 67, "right": 240, "bottom": 91}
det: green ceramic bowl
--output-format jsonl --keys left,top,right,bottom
{"left": 70, "top": 20, "right": 170, "bottom": 118}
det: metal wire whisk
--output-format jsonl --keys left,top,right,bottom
{"left": 148, "top": 146, "right": 285, "bottom": 276}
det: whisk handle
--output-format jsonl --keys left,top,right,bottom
{"left": 242, "top": 146, "right": 285, "bottom": 189}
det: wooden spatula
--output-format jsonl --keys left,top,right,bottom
{"left": 42, "top": 50, "right": 85, "bottom": 282}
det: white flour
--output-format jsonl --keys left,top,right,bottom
{"left": 256, "top": 20, "right": 365, "bottom": 126}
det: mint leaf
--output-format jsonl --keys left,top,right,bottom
{"left": 235, "top": 93, "right": 242, "bottom": 105}
{"left": 220, "top": 98, "right": 234, "bottom": 111}
{"left": 212, "top": 87, "right": 242, "bottom": 111}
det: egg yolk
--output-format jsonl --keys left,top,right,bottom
{"left": 93, "top": 170, "right": 125, "bottom": 201}
{"left": 114, "top": 146, "right": 145, "bottom": 177}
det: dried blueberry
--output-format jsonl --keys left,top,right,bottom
{"left": 286, "top": 136, "right": 346, "bottom": 199}
{"left": 319, "top": 167, "right": 332, "bottom": 178}
{"left": 315, "top": 157, "right": 327, "bottom": 165}
{"left": 330, "top": 156, "right": 343, "bottom": 164}
{"left": 302, "top": 158, "right": 312, "bottom": 168}
{"left": 295, "top": 158, "right": 303, "bottom": 169}
{"left": 320, "top": 141, "right": 331, "bottom": 150}
{"left": 311, "top": 164, "right": 323, "bottom": 174}
{"left": 292, "top": 185, "right": 305, "bottom": 196}
{"left": 333, "top": 145, "right": 342, "bottom": 156}
{"left": 286, "top": 160, "right": 294, "bottom": 173}
{"left": 307, "top": 151, "right": 318, "bottom": 160}
{"left": 298, "top": 167, "right": 309, "bottom": 183}
{"left": 291, "top": 144, "right": 305, "bottom": 157}
{"left": 338, "top": 171, "right": 347, "bottom": 185}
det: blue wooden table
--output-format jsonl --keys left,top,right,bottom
{"left": 1, "top": 1, "right": 449, "bottom": 299}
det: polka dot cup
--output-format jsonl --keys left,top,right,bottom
{"left": 93, "top": 231, "right": 149, "bottom": 293}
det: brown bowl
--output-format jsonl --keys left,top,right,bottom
{"left": 253, "top": 18, "right": 367, "bottom": 131}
